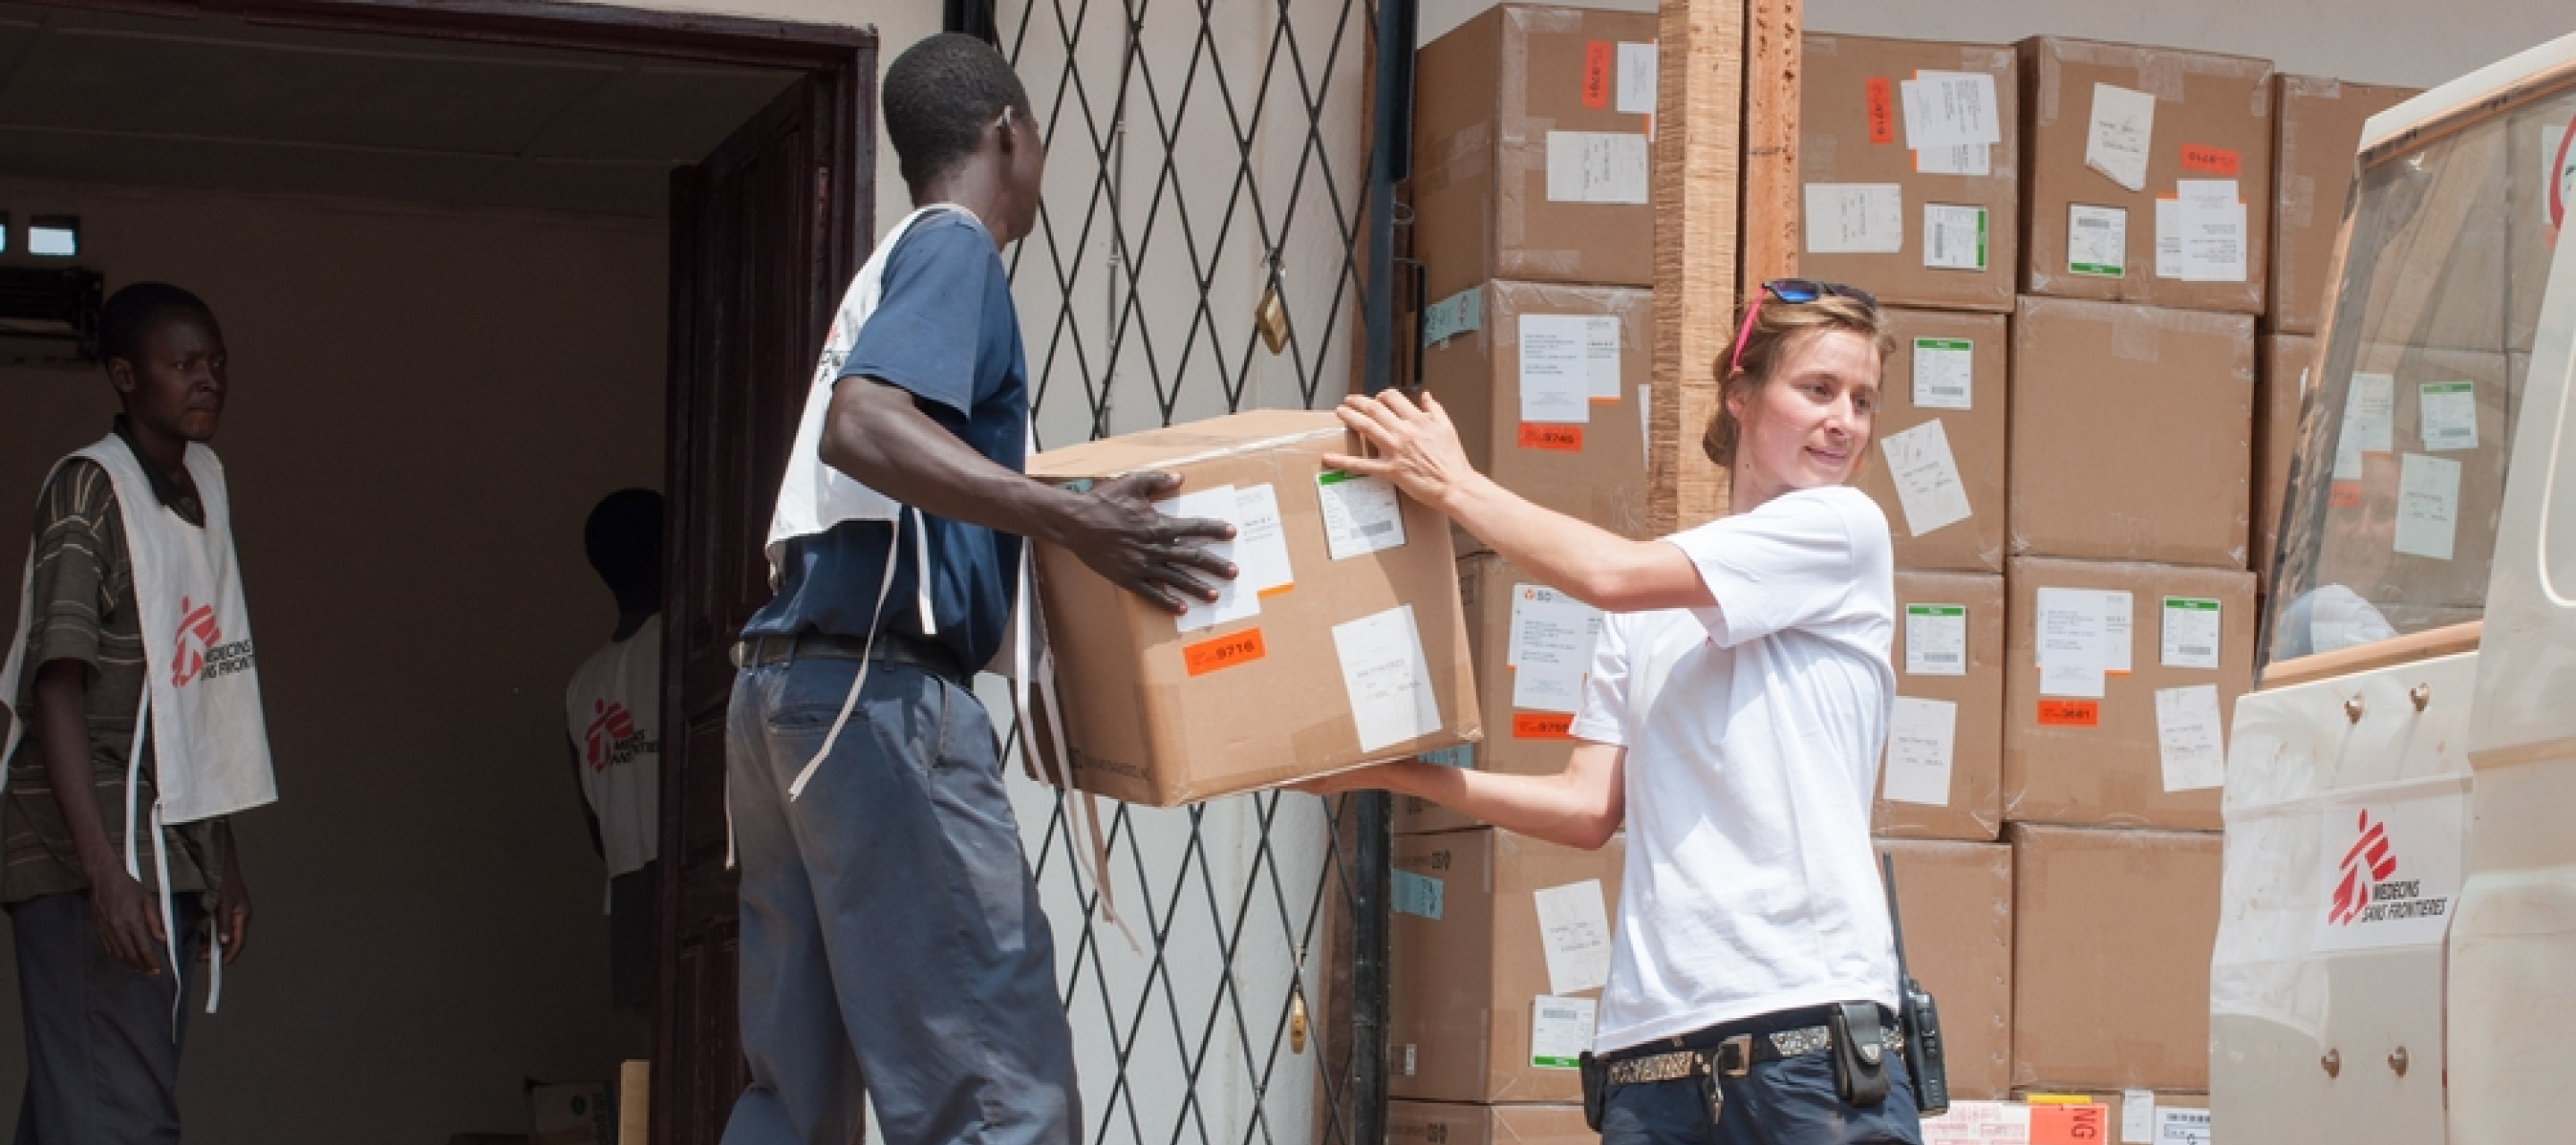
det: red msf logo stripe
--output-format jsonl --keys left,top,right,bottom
{"left": 586, "top": 700, "right": 638, "bottom": 770}
{"left": 170, "top": 597, "right": 222, "bottom": 688}
{"left": 2329, "top": 810, "right": 2400, "bottom": 927}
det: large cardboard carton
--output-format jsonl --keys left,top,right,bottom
{"left": 1399, "top": 555, "right": 1598, "bottom": 835}
{"left": 2307, "top": 345, "right": 2512, "bottom": 611}
{"left": 2007, "top": 1091, "right": 2212, "bottom": 1143}
{"left": 2268, "top": 76, "right": 2420, "bottom": 336}
{"left": 2507, "top": 89, "right": 2576, "bottom": 352}
{"left": 2003, "top": 558, "right": 2255, "bottom": 831}
{"left": 1390, "top": 828, "right": 1625, "bottom": 1104}
{"left": 1026, "top": 411, "right": 1480, "bottom": 805}
{"left": 1387, "top": 1102, "right": 1593, "bottom": 1145}
{"left": 1420, "top": 280, "right": 1654, "bottom": 546}
{"left": 2017, "top": 38, "right": 2274, "bottom": 315}
{"left": 1856, "top": 308, "right": 2011, "bottom": 573}
{"left": 1919, "top": 1094, "right": 2212, "bottom": 1145}
{"left": 1800, "top": 35, "right": 2020, "bottom": 312}
{"left": 2255, "top": 334, "right": 2314, "bottom": 589}
{"left": 2009, "top": 298, "right": 2254, "bottom": 570}
{"left": 2010, "top": 825, "right": 2222, "bottom": 1092}
{"left": 1877, "top": 840, "right": 2013, "bottom": 1098}
{"left": 1412, "top": 5, "right": 1657, "bottom": 301}
{"left": 1877, "top": 571, "right": 2004, "bottom": 842}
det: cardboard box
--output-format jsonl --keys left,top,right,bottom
{"left": 1800, "top": 36, "right": 2020, "bottom": 312}
{"left": 2254, "top": 334, "right": 2313, "bottom": 589}
{"left": 2507, "top": 89, "right": 2576, "bottom": 352}
{"left": 1877, "top": 840, "right": 2013, "bottom": 1098}
{"left": 2002, "top": 558, "right": 2254, "bottom": 831}
{"left": 2307, "top": 345, "right": 2512, "bottom": 611}
{"left": 2010, "top": 825, "right": 2220, "bottom": 1092}
{"left": 1877, "top": 571, "right": 2004, "bottom": 842}
{"left": 1856, "top": 308, "right": 2011, "bottom": 572}
{"left": 1390, "top": 827, "right": 1625, "bottom": 1103}
{"left": 1919, "top": 1094, "right": 2211, "bottom": 1145}
{"left": 2017, "top": 38, "right": 2274, "bottom": 315}
{"left": 1399, "top": 554, "right": 1598, "bottom": 835}
{"left": 2269, "top": 76, "right": 2421, "bottom": 335}
{"left": 2008, "top": 1091, "right": 2211, "bottom": 1144}
{"left": 2009, "top": 298, "right": 2254, "bottom": 570}
{"left": 530, "top": 1082, "right": 614, "bottom": 1145}
{"left": 1412, "top": 5, "right": 1657, "bottom": 301}
{"left": 1387, "top": 1102, "right": 1593, "bottom": 1145}
{"left": 1420, "top": 280, "right": 1653, "bottom": 544}
{"left": 1026, "top": 411, "right": 1480, "bottom": 806}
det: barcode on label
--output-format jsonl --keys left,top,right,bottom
{"left": 1928, "top": 384, "right": 1966, "bottom": 397}
{"left": 1359, "top": 522, "right": 1395, "bottom": 538}
{"left": 2180, "top": 645, "right": 2211, "bottom": 657}
{"left": 1925, "top": 651, "right": 1960, "bottom": 663}
{"left": 1540, "top": 1005, "right": 1579, "bottom": 1021}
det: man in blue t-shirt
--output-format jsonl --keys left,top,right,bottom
{"left": 721, "top": 33, "right": 1235, "bottom": 1145}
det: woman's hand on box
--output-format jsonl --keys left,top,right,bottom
{"left": 1324, "top": 390, "right": 1481, "bottom": 513}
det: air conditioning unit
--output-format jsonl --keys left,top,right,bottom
{"left": 0, "top": 267, "right": 105, "bottom": 366}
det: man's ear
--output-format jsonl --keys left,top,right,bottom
{"left": 105, "top": 357, "right": 137, "bottom": 396}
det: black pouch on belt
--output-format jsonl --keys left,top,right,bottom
{"left": 1578, "top": 1051, "right": 1608, "bottom": 1131}
{"left": 1826, "top": 1002, "right": 1891, "bottom": 1107}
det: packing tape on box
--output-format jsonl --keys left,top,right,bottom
{"left": 2108, "top": 310, "right": 2161, "bottom": 363}
{"left": 1413, "top": 129, "right": 1492, "bottom": 199}
{"left": 1805, "top": 135, "right": 1836, "bottom": 182}
{"left": 2285, "top": 174, "right": 2318, "bottom": 230}
{"left": 1499, "top": 116, "right": 1548, "bottom": 250}
{"left": 1512, "top": 6, "right": 1584, "bottom": 35}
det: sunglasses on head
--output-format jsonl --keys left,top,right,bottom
{"left": 1728, "top": 278, "right": 1879, "bottom": 377}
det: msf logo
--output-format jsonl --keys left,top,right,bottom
{"left": 585, "top": 700, "right": 639, "bottom": 771}
{"left": 170, "top": 597, "right": 222, "bottom": 688}
{"left": 2329, "top": 810, "right": 2400, "bottom": 927}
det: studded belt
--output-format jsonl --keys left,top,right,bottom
{"left": 1600, "top": 1023, "right": 1905, "bottom": 1087}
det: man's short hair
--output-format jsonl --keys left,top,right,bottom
{"left": 883, "top": 32, "right": 1035, "bottom": 188}
{"left": 98, "top": 282, "right": 216, "bottom": 369}
{"left": 585, "top": 488, "right": 665, "bottom": 593}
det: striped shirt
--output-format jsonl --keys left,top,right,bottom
{"left": 4, "top": 432, "right": 221, "bottom": 904}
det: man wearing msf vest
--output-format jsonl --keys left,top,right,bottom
{"left": 0, "top": 282, "right": 279, "bottom": 1143}
{"left": 722, "top": 34, "right": 1236, "bottom": 1145}
{"left": 564, "top": 488, "right": 663, "bottom": 1019}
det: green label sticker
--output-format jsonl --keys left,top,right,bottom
{"left": 1909, "top": 604, "right": 1967, "bottom": 616}
{"left": 1317, "top": 470, "right": 1359, "bottom": 487}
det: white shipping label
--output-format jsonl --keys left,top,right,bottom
{"left": 2159, "top": 597, "right": 2222, "bottom": 670}
{"left": 1314, "top": 471, "right": 1407, "bottom": 560}
{"left": 1922, "top": 204, "right": 1988, "bottom": 271}
{"left": 1546, "top": 131, "right": 1648, "bottom": 204}
{"left": 1638, "top": 384, "right": 1652, "bottom": 468}
{"left": 2122, "top": 1091, "right": 2157, "bottom": 1144}
{"left": 2084, "top": 82, "right": 2156, "bottom": 192}
{"left": 1330, "top": 605, "right": 1444, "bottom": 753}
{"left": 2157, "top": 1107, "right": 2212, "bottom": 1145}
{"left": 1911, "top": 337, "right": 1974, "bottom": 410}
{"left": 1154, "top": 485, "right": 1257, "bottom": 632}
{"left": 1904, "top": 604, "right": 1969, "bottom": 676}
{"left": 1583, "top": 316, "right": 1623, "bottom": 399}
{"left": 1509, "top": 584, "right": 1603, "bottom": 715}
{"left": 2068, "top": 204, "right": 2128, "bottom": 277}
{"left": 1615, "top": 42, "right": 1657, "bottom": 115}
{"left": 1882, "top": 697, "right": 1958, "bottom": 807}
{"left": 2311, "top": 790, "right": 2468, "bottom": 953}
{"left": 1913, "top": 143, "right": 1991, "bottom": 177}
{"left": 2036, "top": 587, "right": 2107, "bottom": 700}
{"left": 2394, "top": 453, "right": 2461, "bottom": 561}
{"left": 1232, "top": 484, "right": 1295, "bottom": 596}
{"left": 2155, "top": 683, "right": 2227, "bottom": 792}
{"left": 1519, "top": 315, "right": 1595, "bottom": 424}
{"left": 1901, "top": 72, "right": 2003, "bottom": 149}
{"left": 1530, "top": 879, "right": 1614, "bottom": 995}
{"left": 2172, "top": 180, "right": 2248, "bottom": 282}
{"left": 1530, "top": 995, "right": 1598, "bottom": 1069}
{"left": 2419, "top": 381, "right": 2480, "bottom": 452}
{"left": 1878, "top": 420, "right": 1973, "bottom": 538}
{"left": 1919, "top": 1102, "right": 2030, "bottom": 1145}
{"left": 2102, "top": 590, "right": 2134, "bottom": 673}
{"left": 1804, "top": 182, "right": 1903, "bottom": 254}
{"left": 2334, "top": 371, "right": 2396, "bottom": 480}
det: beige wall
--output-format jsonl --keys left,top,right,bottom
{"left": 0, "top": 183, "right": 665, "bottom": 1141}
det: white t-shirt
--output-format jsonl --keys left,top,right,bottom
{"left": 564, "top": 616, "right": 663, "bottom": 878}
{"left": 1568, "top": 486, "right": 1900, "bottom": 1051}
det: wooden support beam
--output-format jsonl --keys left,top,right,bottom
{"left": 1741, "top": 0, "right": 1801, "bottom": 291}
{"left": 1647, "top": 0, "right": 1745, "bottom": 533}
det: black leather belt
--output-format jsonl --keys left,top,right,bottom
{"left": 733, "top": 630, "right": 971, "bottom": 688}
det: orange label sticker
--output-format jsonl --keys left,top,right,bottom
{"left": 2329, "top": 480, "right": 2362, "bottom": 508}
{"left": 2181, "top": 144, "right": 2240, "bottom": 175}
{"left": 2028, "top": 1102, "right": 2110, "bottom": 1144}
{"left": 2038, "top": 700, "right": 2099, "bottom": 727}
{"left": 1866, "top": 77, "right": 1895, "bottom": 144}
{"left": 1513, "top": 713, "right": 1573, "bottom": 739}
{"left": 1256, "top": 583, "right": 1295, "bottom": 599}
{"left": 1583, "top": 41, "right": 1613, "bottom": 108}
{"left": 1518, "top": 423, "right": 1584, "bottom": 452}
{"left": 1182, "top": 629, "right": 1267, "bottom": 676}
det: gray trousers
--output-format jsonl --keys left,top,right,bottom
{"left": 7, "top": 889, "right": 206, "bottom": 1145}
{"left": 720, "top": 656, "right": 1079, "bottom": 1145}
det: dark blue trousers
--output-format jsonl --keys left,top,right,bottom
{"left": 719, "top": 656, "right": 1078, "bottom": 1145}
{"left": 8, "top": 889, "right": 205, "bottom": 1145}
{"left": 1599, "top": 1008, "right": 1925, "bottom": 1145}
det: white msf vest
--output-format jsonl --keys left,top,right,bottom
{"left": 564, "top": 615, "right": 661, "bottom": 879}
{"left": 0, "top": 436, "right": 279, "bottom": 1022}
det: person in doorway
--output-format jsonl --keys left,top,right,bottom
{"left": 564, "top": 488, "right": 664, "bottom": 1019}
{"left": 0, "top": 282, "right": 275, "bottom": 1144}
{"left": 1305, "top": 281, "right": 1923, "bottom": 1145}
{"left": 721, "top": 33, "right": 1234, "bottom": 1145}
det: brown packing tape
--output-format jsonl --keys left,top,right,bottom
{"left": 1805, "top": 134, "right": 1835, "bottom": 182}
{"left": 1413, "top": 129, "right": 1494, "bottom": 199}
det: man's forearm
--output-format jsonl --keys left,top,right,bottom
{"left": 818, "top": 381, "right": 1089, "bottom": 544}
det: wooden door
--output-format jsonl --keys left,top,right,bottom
{"left": 657, "top": 70, "right": 871, "bottom": 1145}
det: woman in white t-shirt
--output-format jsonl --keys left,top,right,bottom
{"left": 1311, "top": 282, "right": 1919, "bottom": 1145}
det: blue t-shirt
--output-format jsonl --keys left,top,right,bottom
{"left": 741, "top": 212, "right": 1028, "bottom": 672}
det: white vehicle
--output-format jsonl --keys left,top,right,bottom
{"left": 2211, "top": 30, "right": 2576, "bottom": 1145}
